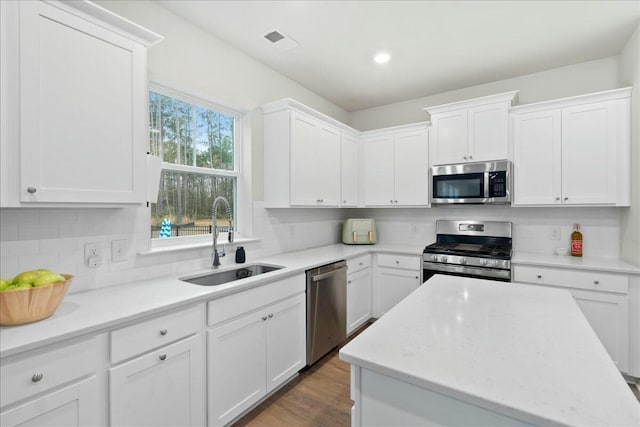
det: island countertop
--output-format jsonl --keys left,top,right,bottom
{"left": 339, "top": 274, "right": 640, "bottom": 426}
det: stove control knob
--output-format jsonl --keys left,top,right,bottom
{"left": 502, "top": 260, "right": 510, "bottom": 268}
{"left": 459, "top": 257, "right": 467, "bottom": 265}
{"left": 480, "top": 259, "right": 488, "bottom": 266}
{"left": 430, "top": 254, "right": 438, "bottom": 262}
{"left": 489, "top": 260, "right": 498, "bottom": 267}
{"left": 439, "top": 256, "right": 448, "bottom": 263}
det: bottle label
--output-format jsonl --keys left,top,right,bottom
{"left": 571, "top": 240, "right": 582, "bottom": 255}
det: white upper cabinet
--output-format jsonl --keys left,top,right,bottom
{"left": 340, "top": 133, "right": 359, "bottom": 207}
{"left": 0, "top": 1, "right": 162, "bottom": 206}
{"left": 426, "top": 91, "right": 518, "bottom": 165}
{"left": 263, "top": 99, "right": 353, "bottom": 208}
{"left": 512, "top": 88, "right": 631, "bottom": 206}
{"left": 362, "top": 124, "right": 430, "bottom": 207}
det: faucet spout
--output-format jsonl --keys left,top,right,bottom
{"left": 212, "top": 196, "right": 234, "bottom": 269}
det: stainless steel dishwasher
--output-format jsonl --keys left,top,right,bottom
{"left": 306, "top": 260, "right": 347, "bottom": 365}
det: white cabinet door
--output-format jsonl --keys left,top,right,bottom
{"left": 513, "top": 109, "right": 562, "bottom": 205}
{"left": 0, "top": 377, "right": 99, "bottom": 427}
{"left": 110, "top": 334, "right": 205, "bottom": 427}
{"left": 290, "top": 111, "right": 319, "bottom": 206}
{"left": 430, "top": 109, "right": 468, "bottom": 165}
{"left": 265, "top": 294, "right": 306, "bottom": 393}
{"left": 316, "top": 123, "right": 341, "bottom": 206}
{"left": 341, "top": 133, "right": 359, "bottom": 207}
{"left": 376, "top": 268, "right": 421, "bottom": 318}
{"left": 468, "top": 102, "right": 509, "bottom": 162}
{"left": 571, "top": 289, "right": 629, "bottom": 372}
{"left": 561, "top": 101, "right": 617, "bottom": 205}
{"left": 347, "top": 267, "right": 372, "bottom": 335}
{"left": 394, "top": 129, "right": 429, "bottom": 206}
{"left": 18, "top": 1, "right": 146, "bottom": 204}
{"left": 363, "top": 135, "right": 395, "bottom": 206}
{"left": 208, "top": 312, "right": 267, "bottom": 427}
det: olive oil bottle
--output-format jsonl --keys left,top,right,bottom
{"left": 571, "top": 224, "right": 583, "bottom": 257}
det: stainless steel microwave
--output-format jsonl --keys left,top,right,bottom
{"left": 430, "top": 160, "right": 511, "bottom": 204}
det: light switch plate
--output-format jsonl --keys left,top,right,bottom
{"left": 111, "top": 239, "right": 127, "bottom": 262}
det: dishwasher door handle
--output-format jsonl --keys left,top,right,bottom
{"left": 310, "top": 266, "right": 347, "bottom": 282}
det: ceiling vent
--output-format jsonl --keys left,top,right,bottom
{"left": 263, "top": 30, "right": 299, "bottom": 51}
{"left": 264, "top": 31, "right": 285, "bottom": 43}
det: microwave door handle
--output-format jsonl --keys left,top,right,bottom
{"left": 484, "top": 172, "right": 490, "bottom": 200}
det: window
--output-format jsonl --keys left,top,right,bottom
{"left": 148, "top": 87, "right": 240, "bottom": 240}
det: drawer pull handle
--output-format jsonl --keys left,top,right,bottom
{"left": 159, "top": 329, "right": 168, "bottom": 336}
{"left": 537, "top": 275, "right": 542, "bottom": 279}
{"left": 593, "top": 280, "right": 600, "bottom": 285}
{"left": 262, "top": 316, "right": 267, "bottom": 321}
{"left": 396, "top": 260, "right": 400, "bottom": 264}
{"left": 159, "top": 354, "right": 167, "bottom": 361}
{"left": 27, "top": 186, "right": 37, "bottom": 194}
{"left": 31, "top": 373, "right": 43, "bottom": 383}
{"left": 268, "top": 313, "right": 274, "bottom": 319}
{"left": 359, "top": 262, "right": 363, "bottom": 266}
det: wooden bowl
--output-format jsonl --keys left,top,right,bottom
{"left": 0, "top": 274, "right": 72, "bottom": 326}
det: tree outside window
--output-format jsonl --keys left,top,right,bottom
{"left": 148, "top": 90, "right": 238, "bottom": 239}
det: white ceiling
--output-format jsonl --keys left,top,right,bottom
{"left": 157, "top": 0, "right": 640, "bottom": 112}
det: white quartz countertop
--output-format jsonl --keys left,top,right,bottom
{"left": 0, "top": 243, "right": 422, "bottom": 358}
{"left": 513, "top": 252, "right": 640, "bottom": 275}
{"left": 339, "top": 274, "right": 640, "bottom": 426}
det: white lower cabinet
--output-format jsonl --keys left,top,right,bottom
{"left": 0, "top": 336, "right": 104, "bottom": 427}
{"left": 514, "top": 265, "right": 629, "bottom": 372}
{"left": 347, "top": 255, "right": 372, "bottom": 335}
{"left": 108, "top": 305, "right": 206, "bottom": 427}
{"left": 207, "top": 275, "right": 306, "bottom": 427}
{"left": 374, "top": 254, "right": 422, "bottom": 318}
{"left": 109, "top": 335, "right": 205, "bottom": 427}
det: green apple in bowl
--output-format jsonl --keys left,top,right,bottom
{"left": 11, "top": 271, "right": 41, "bottom": 285}
{"left": 0, "top": 279, "right": 11, "bottom": 291}
{"left": 33, "top": 273, "right": 66, "bottom": 287}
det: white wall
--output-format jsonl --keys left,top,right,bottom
{"left": 619, "top": 24, "right": 640, "bottom": 267}
{"left": 349, "top": 57, "right": 620, "bottom": 131}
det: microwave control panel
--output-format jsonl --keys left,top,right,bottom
{"left": 488, "top": 171, "right": 507, "bottom": 198}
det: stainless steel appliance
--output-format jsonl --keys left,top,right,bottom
{"left": 423, "top": 220, "right": 512, "bottom": 282}
{"left": 306, "top": 260, "right": 347, "bottom": 365}
{"left": 430, "top": 160, "right": 511, "bottom": 204}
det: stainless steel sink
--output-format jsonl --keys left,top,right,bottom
{"left": 180, "top": 264, "right": 284, "bottom": 286}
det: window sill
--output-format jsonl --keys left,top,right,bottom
{"left": 138, "top": 236, "right": 259, "bottom": 256}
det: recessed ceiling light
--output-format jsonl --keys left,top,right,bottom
{"left": 374, "top": 52, "right": 391, "bottom": 64}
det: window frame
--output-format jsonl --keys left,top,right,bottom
{"left": 148, "top": 83, "right": 243, "bottom": 249}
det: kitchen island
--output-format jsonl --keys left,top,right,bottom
{"left": 339, "top": 274, "right": 640, "bottom": 426}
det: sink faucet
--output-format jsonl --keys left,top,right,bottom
{"left": 211, "top": 196, "right": 234, "bottom": 269}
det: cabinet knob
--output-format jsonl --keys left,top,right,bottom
{"left": 396, "top": 260, "right": 400, "bottom": 265}
{"left": 390, "top": 200, "right": 393, "bottom": 204}
{"left": 468, "top": 155, "right": 473, "bottom": 160}
{"left": 262, "top": 316, "right": 267, "bottom": 321}
{"left": 537, "top": 275, "right": 542, "bottom": 279}
{"left": 415, "top": 276, "right": 419, "bottom": 279}
{"left": 463, "top": 156, "right": 468, "bottom": 161}
{"left": 27, "top": 186, "right": 37, "bottom": 194}
{"left": 555, "top": 197, "right": 560, "bottom": 201}
{"left": 268, "top": 313, "right": 274, "bottom": 319}
{"left": 359, "top": 262, "right": 363, "bottom": 266}
{"left": 593, "top": 280, "right": 600, "bottom": 285}
{"left": 564, "top": 197, "right": 568, "bottom": 201}
{"left": 343, "top": 200, "right": 347, "bottom": 203}
{"left": 394, "top": 200, "right": 398, "bottom": 203}
{"left": 348, "top": 280, "right": 352, "bottom": 284}
{"left": 31, "top": 373, "right": 43, "bottom": 383}
{"left": 159, "top": 354, "right": 167, "bottom": 361}
{"left": 159, "top": 329, "right": 167, "bottom": 336}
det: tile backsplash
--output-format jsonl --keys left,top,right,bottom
{"left": 0, "top": 204, "right": 623, "bottom": 294}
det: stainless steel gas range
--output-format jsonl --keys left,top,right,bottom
{"left": 423, "top": 220, "right": 512, "bottom": 282}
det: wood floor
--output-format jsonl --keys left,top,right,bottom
{"left": 232, "top": 326, "right": 368, "bottom": 427}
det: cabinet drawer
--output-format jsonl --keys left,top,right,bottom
{"left": 208, "top": 273, "right": 305, "bottom": 326}
{"left": 111, "top": 306, "right": 202, "bottom": 364}
{"left": 513, "top": 265, "right": 628, "bottom": 294}
{"left": 376, "top": 253, "right": 420, "bottom": 270}
{"left": 347, "top": 254, "right": 371, "bottom": 274}
{"left": 1, "top": 337, "right": 98, "bottom": 408}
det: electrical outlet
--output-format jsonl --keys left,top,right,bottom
{"left": 111, "top": 239, "right": 127, "bottom": 262}
{"left": 550, "top": 228, "right": 561, "bottom": 240}
{"left": 84, "top": 242, "right": 102, "bottom": 268}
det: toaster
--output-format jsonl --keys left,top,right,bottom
{"left": 342, "top": 218, "right": 377, "bottom": 245}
